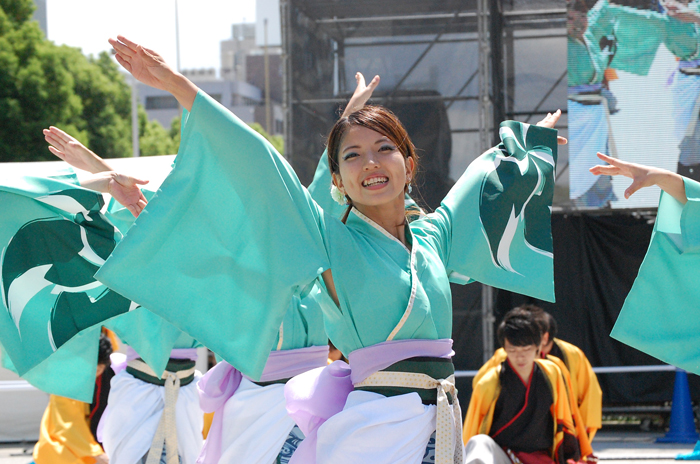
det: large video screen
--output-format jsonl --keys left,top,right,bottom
{"left": 568, "top": 0, "right": 700, "bottom": 209}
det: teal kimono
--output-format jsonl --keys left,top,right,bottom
{"left": 0, "top": 170, "right": 194, "bottom": 401}
{"left": 568, "top": 0, "right": 697, "bottom": 88}
{"left": 611, "top": 178, "right": 700, "bottom": 374}
{"left": 96, "top": 91, "right": 558, "bottom": 379}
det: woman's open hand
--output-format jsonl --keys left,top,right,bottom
{"left": 341, "top": 72, "right": 380, "bottom": 118}
{"left": 590, "top": 152, "right": 687, "bottom": 203}
{"left": 107, "top": 173, "right": 150, "bottom": 217}
{"left": 43, "top": 126, "right": 111, "bottom": 173}
{"left": 108, "top": 36, "right": 176, "bottom": 91}
{"left": 79, "top": 172, "right": 149, "bottom": 217}
{"left": 536, "top": 110, "right": 568, "bottom": 145}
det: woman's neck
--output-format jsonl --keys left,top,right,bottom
{"left": 353, "top": 196, "right": 408, "bottom": 245}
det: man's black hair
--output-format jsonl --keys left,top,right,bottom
{"left": 543, "top": 311, "right": 558, "bottom": 339}
{"left": 515, "top": 304, "right": 549, "bottom": 339}
{"left": 98, "top": 332, "right": 113, "bottom": 366}
{"left": 497, "top": 308, "right": 542, "bottom": 348}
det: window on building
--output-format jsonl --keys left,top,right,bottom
{"left": 210, "top": 94, "right": 223, "bottom": 103}
{"left": 145, "top": 96, "right": 179, "bottom": 110}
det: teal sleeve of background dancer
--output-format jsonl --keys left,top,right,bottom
{"left": 420, "top": 122, "right": 557, "bottom": 302}
{"left": 586, "top": 0, "right": 616, "bottom": 44}
{"left": 96, "top": 91, "right": 330, "bottom": 379}
{"left": 663, "top": 18, "right": 699, "bottom": 60}
{"left": 607, "top": 5, "right": 665, "bottom": 75}
{"left": 308, "top": 149, "right": 348, "bottom": 219}
{"left": 20, "top": 326, "right": 103, "bottom": 402}
{"left": 610, "top": 226, "right": 700, "bottom": 375}
{"left": 681, "top": 177, "right": 700, "bottom": 253}
{"left": 0, "top": 341, "right": 18, "bottom": 374}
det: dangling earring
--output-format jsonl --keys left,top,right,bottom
{"left": 331, "top": 184, "right": 348, "bottom": 206}
{"left": 407, "top": 183, "right": 413, "bottom": 194}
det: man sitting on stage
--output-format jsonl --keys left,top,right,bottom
{"left": 539, "top": 311, "right": 602, "bottom": 440}
{"left": 472, "top": 306, "right": 602, "bottom": 441}
{"left": 463, "top": 308, "right": 586, "bottom": 464}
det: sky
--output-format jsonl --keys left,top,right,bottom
{"left": 46, "top": 0, "right": 257, "bottom": 72}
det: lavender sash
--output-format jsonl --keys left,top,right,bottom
{"left": 285, "top": 339, "right": 454, "bottom": 464}
{"left": 196, "top": 345, "right": 329, "bottom": 464}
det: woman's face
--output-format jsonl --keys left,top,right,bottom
{"left": 568, "top": 9, "right": 587, "bottom": 40}
{"left": 333, "top": 125, "right": 414, "bottom": 208}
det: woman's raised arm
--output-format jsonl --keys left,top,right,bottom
{"left": 590, "top": 153, "right": 687, "bottom": 204}
{"left": 43, "top": 125, "right": 149, "bottom": 216}
{"left": 109, "top": 35, "right": 198, "bottom": 111}
{"left": 43, "top": 126, "right": 113, "bottom": 173}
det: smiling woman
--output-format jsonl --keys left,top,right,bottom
{"left": 327, "top": 106, "right": 418, "bottom": 229}
{"left": 96, "top": 36, "right": 563, "bottom": 464}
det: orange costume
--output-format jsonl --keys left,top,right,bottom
{"left": 33, "top": 395, "right": 104, "bottom": 464}
{"left": 464, "top": 358, "right": 592, "bottom": 463}
{"left": 474, "top": 338, "right": 602, "bottom": 441}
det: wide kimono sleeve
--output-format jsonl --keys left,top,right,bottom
{"left": 33, "top": 395, "right": 104, "bottom": 464}
{"left": 611, "top": 178, "right": 700, "bottom": 375}
{"left": 587, "top": 1, "right": 666, "bottom": 76}
{"left": 96, "top": 91, "right": 330, "bottom": 379}
{"left": 308, "top": 149, "right": 348, "bottom": 219}
{"left": 413, "top": 121, "right": 558, "bottom": 302}
{"left": 0, "top": 173, "right": 137, "bottom": 401}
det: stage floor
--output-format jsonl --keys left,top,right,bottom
{"left": 0, "top": 430, "right": 697, "bottom": 464}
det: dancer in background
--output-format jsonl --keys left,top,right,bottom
{"left": 32, "top": 333, "right": 113, "bottom": 464}
{"left": 43, "top": 126, "right": 206, "bottom": 464}
{"left": 663, "top": 0, "right": 700, "bottom": 182}
{"left": 591, "top": 153, "right": 699, "bottom": 459}
{"left": 568, "top": 0, "right": 696, "bottom": 206}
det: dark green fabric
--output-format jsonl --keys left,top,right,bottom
{"left": 127, "top": 358, "right": 196, "bottom": 386}
{"left": 253, "top": 378, "right": 290, "bottom": 387}
{"left": 355, "top": 357, "right": 455, "bottom": 405}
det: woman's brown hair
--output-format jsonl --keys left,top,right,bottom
{"left": 326, "top": 106, "right": 421, "bottom": 222}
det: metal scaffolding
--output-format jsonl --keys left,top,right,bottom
{"left": 280, "top": 0, "right": 567, "bottom": 369}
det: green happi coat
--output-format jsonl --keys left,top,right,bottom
{"left": 611, "top": 178, "right": 700, "bottom": 373}
{"left": 0, "top": 170, "right": 198, "bottom": 401}
{"left": 96, "top": 92, "right": 558, "bottom": 379}
{"left": 568, "top": 0, "right": 697, "bottom": 88}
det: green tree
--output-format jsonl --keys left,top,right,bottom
{"left": 0, "top": 0, "right": 132, "bottom": 162}
{"left": 138, "top": 106, "right": 179, "bottom": 156}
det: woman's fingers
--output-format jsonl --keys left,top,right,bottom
{"left": 114, "top": 54, "right": 132, "bottom": 73}
{"left": 367, "top": 75, "right": 380, "bottom": 91}
{"left": 557, "top": 136, "right": 567, "bottom": 145}
{"left": 589, "top": 164, "right": 620, "bottom": 175}
{"left": 624, "top": 180, "right": 645, "bottom": 199}
{"left": 126, "top": 204, "right": 139, "bottom": 218}
{"left": 355, "top": 72, "right": 365, "bottom": 88}
{"left": 596, "top": 152, "right": 615, "bottom": 164}
{"left": 49, "top": 126, "right": 71, "bottom": 141}
{"left": 47, "top": 126, "right": 72, "bottom": 144}
{"left": 44, "top": 131, "right": 63, "bottom": 149}
{"left": 108, "top": 38, "right": 135, "bottom": 58}
{"left": 535, "top": 109, "right": 561, "bottom": 128}
{"left": 47, "top": 146, "right": 65, "bottom": 158}
{"left": 116, "top": 35, "right": 140, "bottom": 51}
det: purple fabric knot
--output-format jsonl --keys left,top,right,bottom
{"left": 285, "top": 361, "right": 353, "bottom": 464}
{"left": 196, "top": 362, "right": 242, "bottom": 464}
